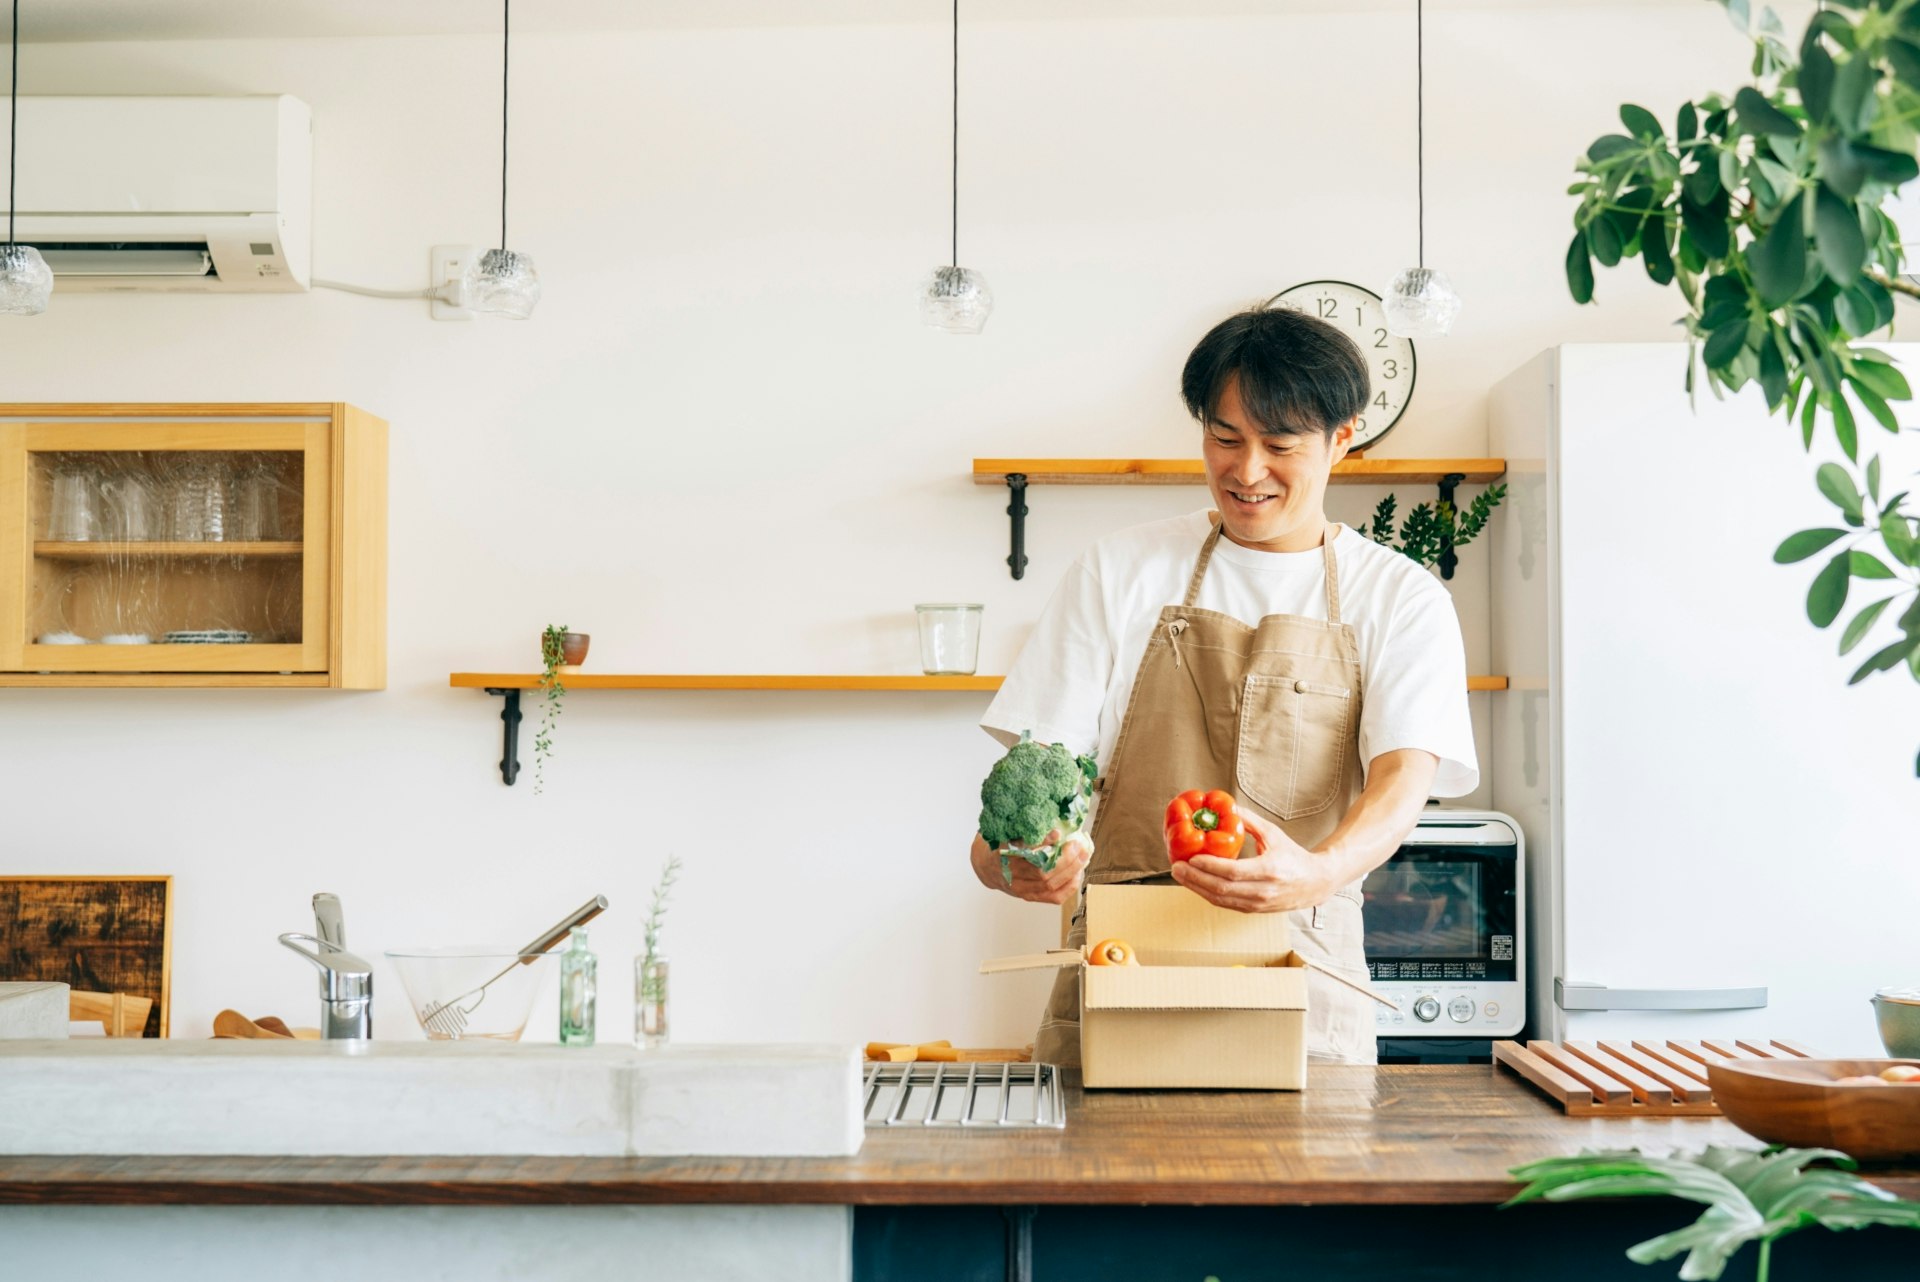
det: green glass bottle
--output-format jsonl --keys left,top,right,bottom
{"left": 560, "top": 926, "right": 597, "bottom": 1046}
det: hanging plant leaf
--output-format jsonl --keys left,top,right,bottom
{"left": 1836, "top": 284, "right": 1877, "bottom": 336}
{"left": 1643, "top": 220, "right": 1676, "bottom": 284}
{"left": 1809, "top": 551, "right": 1853, "bottom": 627}
{"left": 1677, "top": 101, "right": 1699, "bottom": 141}
{"left": 1819, "top": 136, "right": 1869, "bottom": 197}
{"left": 1703, "top": 318, "right": 1748, "bottom": 370}
{"left": 1588, "top": 215, "right": 1624, "bottom": 267}
{"left": 1818, "top": 461, "right": 1865, "bottom": 522}
{"left": 1851, "top": 550, "right": 1898, "bottom": 579}
{"left": 1883, "top": 512, "right": 1919, "bottom": 566}
{"left": 1775, "top": 527, "right": 1849, "bottom": 563}
{"left": 1814, "top": 184, "right": 1867, "bottom": 284}
{"left": 1831, "top": 52, "right": 1879, "bottom": 133}
{"left": 1850, "top": 636, "right": 1912, "bottom": 683}
{"left": 1682, "top": 191, "right": 1733, "bottom": 258}
{"left": 1868, "top": 456, "right": 1883, "bottom": 504}
{"left": 1841, "top": 597, "right": 1896, "bottom": 655}
{"left": 1620, "top": 103, "right": 1664, "bottom": 140}
{"left": 1833, "top": 393, "right": 1860, "bottom": 461}
{"left": 1565, "top": 232, "right": 1595, "bottom": 304}
{"left": 1735, "top": 85, "right": 1801, "bottom": 136}
{"left": 1852, "top": 359, "right": 1911, "bottom": 402}
{"left": 1799, "top": 39, "right": 1836, "bottom": 122}
{"left": 1758, "top": 333, "right": 1789, "bottom": 407}
{"left": 1684, "top": 158, "right": 1723, "bottom": 206}
{"left": 1850, "top": 377, "right": 1901, "bottom": 435}
{"left": 1856, "top": 144, "right": 1920, "bottom": 184}
{"left": 1749, "top": 193, "right": 1809, "bottom": 306}
{"left": 1587, "top": 133, "right": 1640, "bottom": 163}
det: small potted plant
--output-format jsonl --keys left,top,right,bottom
{"left": 534, "top": 624, "right": 589, "bottom": 794}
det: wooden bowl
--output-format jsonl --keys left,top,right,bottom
{"left": 1707, "top": 1058, "right": 1920, "bottom": 1160}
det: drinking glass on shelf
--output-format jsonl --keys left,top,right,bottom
{"left": 915, "top": 603, "right": 984, "bottom": 676}
{"left": 46, "top": 466, "right": 101, "bottom": 541}
{"left": 101, "top": 474, "right": 161, "bottom": 543}
{"left": 230, "top": 464, "right": 283, "bottom": 542}
{"left": 167, "top": 459, "right": 229, "bottom": 542}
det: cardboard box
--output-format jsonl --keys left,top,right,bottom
{"left": 981, "top": 884, "right": 1385, "bottom": 1090}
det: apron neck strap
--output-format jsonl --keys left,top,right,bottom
{"left": 1183, "top": 522, "right": 1225, "bottom": 608}
{"left": 1323, "top": 523, "right": 1343, "bottom": 625}
{"left": 1185, "top": 520, "right": 1345, "bottom": 620}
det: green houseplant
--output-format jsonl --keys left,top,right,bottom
{"left": 1362, "top": 485, "right": 1508, "bottom": 571}
{"left": 1508, "top": 1146, "right": 1920, "bottom": 1280}
{"left": 1564, "top": 0, "right": 1920, "bottom": 770}
{"left": 535, "top": 624, "right": 569, "bottom": 795}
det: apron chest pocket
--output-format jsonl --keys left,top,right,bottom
{"left": 1235, "top": 674, "right": 1353, "bottom": 820}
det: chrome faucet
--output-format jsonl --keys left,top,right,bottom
{"left": 279, "top": 892, "right": 374, "bottom": 1039}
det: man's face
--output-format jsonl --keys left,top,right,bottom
{"left": 1199, "top": 373, "right": 1353, "bottom": 551}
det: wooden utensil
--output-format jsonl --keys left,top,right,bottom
{"left": 212, "top": 1009, "right": 292, "bottom": 1040}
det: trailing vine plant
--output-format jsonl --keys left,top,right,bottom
{"left": 535, "top": 623, "right": 568, "bottom": 795}
{"left": 1565, "top": 0, "right": 1920, "bottom": 771}
{"left": 1363, "top": 484, "right": 1508, "bottom": 571}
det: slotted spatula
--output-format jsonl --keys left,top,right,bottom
{"left": 418, "top": 895, "right": 608, "bottom": 1038}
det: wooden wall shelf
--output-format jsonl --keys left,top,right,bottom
{"left": 451, "top": 672, "right": 1508, "bottom": 786}
{"left": 33, "top": 541, "right": 305, "bottom": 560}
{"left": 971, "top": 457, "right": 1508, "bottom": 582}
{"left": 971, "top": 458, "right": 1507, "bottom": 486}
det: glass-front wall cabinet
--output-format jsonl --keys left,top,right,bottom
{"left": 0, "top": 407, "right": 387, "bottom": 687}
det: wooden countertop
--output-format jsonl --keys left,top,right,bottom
{"left": 3, "top": 1066, "right": 1916, "bottom": 1207}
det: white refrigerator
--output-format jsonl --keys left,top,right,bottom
{"left": 1489, "top": 343, "right": 1920, "bottom": 1054}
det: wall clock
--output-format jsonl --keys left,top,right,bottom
{"left": 1265, "top": 279, "right": 1415, "bottom": 450}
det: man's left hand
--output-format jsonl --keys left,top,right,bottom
{"left": 1170, "top": 808, "right": 1336, "bottom": 913}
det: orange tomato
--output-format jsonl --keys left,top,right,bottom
{"left": 1086, "top": 938, "right": 1138, "bottom": 967}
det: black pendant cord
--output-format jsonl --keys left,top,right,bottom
{"left": 1415, "top": 0, "right": 1423, "bottom": 271}
{"left": 499, "top": 0, "right": 510, "bottom": 253}
{"left": 8, "top": 0, "right": 18, "bottom": 249}
{"left": 949, "top": 0, "right": 958, "bottom": 269}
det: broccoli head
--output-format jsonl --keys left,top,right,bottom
{"left": 978, "top": 732, "right": 1099, "bottom": 853}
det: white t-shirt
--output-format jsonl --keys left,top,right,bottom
{"left": 982, "top": 510, "right": 1480, "bottom": 797}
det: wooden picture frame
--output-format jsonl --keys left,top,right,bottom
{"left": 0, "top": 875, "right": 173, "bottom": 1037}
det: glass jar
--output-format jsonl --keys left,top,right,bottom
{"left": 915, "top": 603, "right": 984, "bottom": 676}
{"left": 635, "top": 954, "right": 670, "bottom": 1049}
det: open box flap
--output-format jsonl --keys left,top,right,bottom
{"left": 1084, "top": 962, "right": 1308, "bottom": 1012}
{"left": 1085, "top": 884, "right": 1291, "bottom": 957}
{"left": 1294, "top": 952, "right": 1398, "bottom": 1010}
{"left": 979, "top": 948, "right": 1081, "bottom": 975}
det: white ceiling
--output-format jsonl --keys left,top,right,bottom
{"left": 18, "top": 0, "right": 1703, "bottom": 43}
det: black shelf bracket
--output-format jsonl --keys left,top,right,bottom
{"left": 1004, "top": 473, "right": 1029, "bottom": 580}
{"left": 483, "top": 687, "right": 524, "bottom": 786}
{"left": 1436, "top": 471, "right": 1466, "bottom": 582}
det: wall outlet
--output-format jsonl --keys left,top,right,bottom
{"left": 431, "top": 244, "right": 476, "bottom": 322}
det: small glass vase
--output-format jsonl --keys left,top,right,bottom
{"left": 635, "top": 954, "right": 670, "bottom": 1049}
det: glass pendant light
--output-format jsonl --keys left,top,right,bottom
{"left": 0, "top": 0, "right": 50, "bottom": 317}
{"left": 918, "top": 0, "right": 992, "bottom": 333}
{"left": 1383, "top": 0, "right": 1459, "bottom": 338}
{"left": 463, "top": 0, "right": 539, "bottom": 319}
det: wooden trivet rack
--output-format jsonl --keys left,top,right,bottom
{"left": 1493, "top": 1036, "right": 1819, "bottom": 1116}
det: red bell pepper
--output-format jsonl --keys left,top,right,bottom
{"left": 1164, "top": 789, "right": 1246, "bottom": 862}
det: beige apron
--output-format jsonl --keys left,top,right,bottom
{"left": 1037, "top": 520, "right": 1376, "bottom": 1067}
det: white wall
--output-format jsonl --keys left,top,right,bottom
{"left": 0, "top": 6, "right": 1813, "bottom": 1047}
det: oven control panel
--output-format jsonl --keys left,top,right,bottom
{"left": 1372, "top": 983, "right": 1525, "bottom": 1036}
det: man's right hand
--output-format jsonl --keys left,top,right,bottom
{"left": 970, "top": 829, "right": 1089, "bottom": 905}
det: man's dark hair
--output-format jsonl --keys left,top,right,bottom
{"left": 1180, "top": 306, "right": 1369, "bottom": 437}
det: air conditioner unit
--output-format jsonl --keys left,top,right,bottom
{"left": 0, "top": 95, "right": 311, "bottom": 293}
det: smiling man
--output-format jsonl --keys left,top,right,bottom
{"left": 970, "top": 305, "right": 1479, "bottom": 1067}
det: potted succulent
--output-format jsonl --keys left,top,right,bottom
{"left": 534, "top": 625, "right": 589, "bottom": 795}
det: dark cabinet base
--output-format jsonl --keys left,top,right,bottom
{"left": 855, "top": 1203, "right": 1910, "bottom": 1282}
